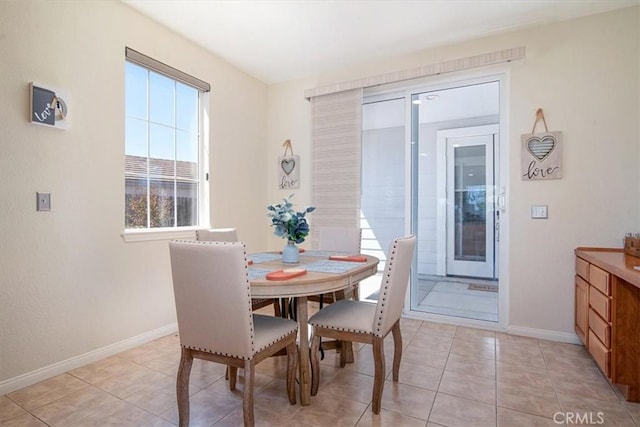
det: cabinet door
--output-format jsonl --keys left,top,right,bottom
{"left": 575, "top": 275, "right": 589, "bottom": 345}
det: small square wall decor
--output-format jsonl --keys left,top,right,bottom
{"left": 29, "top": 82, "right": 69, "bottom": 130}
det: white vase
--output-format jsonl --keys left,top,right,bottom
{"left": 282, "top": 240, "right": 299, "bottom": 263}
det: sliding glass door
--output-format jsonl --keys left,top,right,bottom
{"left": 362, "top": 77, "right": 502, "bottom": 323}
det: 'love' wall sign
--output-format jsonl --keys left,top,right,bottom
{"left": 278, "top": 139, "right": 300, "bottom": 189}
{"left": 29, "top": 82, "right": 69, "bottom": 130}
{"left": 521, "top": 109, "right": 562, "bottom": 180}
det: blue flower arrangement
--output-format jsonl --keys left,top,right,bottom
{"left": 267, "top": 194, "right": 315, "bottom": 244}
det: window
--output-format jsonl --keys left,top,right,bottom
{"left": 124, "top": 48, "right": 209, "bottom": 231}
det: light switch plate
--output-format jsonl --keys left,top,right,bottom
{"left": 36, "top": 192, "right": 51, "bottom": 211}
{"left": 531, "top": 205, "right": 548, "bottom": 219}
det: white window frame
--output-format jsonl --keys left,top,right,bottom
{"left": 122, "top": 48, "right": 210, "bottom": 243}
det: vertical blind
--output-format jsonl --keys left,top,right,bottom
{"left": 310, "top": 89, "right": 363, "bottom": 247}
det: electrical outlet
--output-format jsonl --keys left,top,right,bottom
{"left": 531, "top": 205, "right": 548, "bottom": 219}
{"left": 36, "top": 192, "right": 51, "bottom": 211}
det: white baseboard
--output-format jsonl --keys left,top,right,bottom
{"left": 506, "top": 325, "right": 582, "bottom": 344}
{"left": 0, "top": 323, "right": 178, "bottom": 396}
{"left": 403, "top": 311, "right": 582, "bottom": 345}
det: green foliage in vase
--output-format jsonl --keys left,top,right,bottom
{"left": 267, "top": 194, "right": 315, "bottom": 244}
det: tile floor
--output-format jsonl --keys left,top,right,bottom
{"left": 415, "top": 276, "right": 499, "bottom": 322}
{"left": 2, "top": 311, "right": 639, "bottom": 426}
{"left": 363, "top": 274, "right": 499, "bottom": 322}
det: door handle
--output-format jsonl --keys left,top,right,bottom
{"left": 497, "top": 187, "right": 506, "bottom": 212}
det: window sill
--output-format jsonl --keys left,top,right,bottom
{"left": 121, "top": 228, "right": 198, "bottom": 243}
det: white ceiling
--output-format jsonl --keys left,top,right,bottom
{"left": 123, "top": 0, "right": 638, "bottom": 84}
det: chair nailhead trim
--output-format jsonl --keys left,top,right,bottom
{"left": 316, "top": 326, "right": 372, "bottom": 334}
{"left": 373, "top": 240, "right": 398, "bottom": 335}
{"left": 182, "top": 329, "right": 296, "bottom": 359}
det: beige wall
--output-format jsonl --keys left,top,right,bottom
{"left": 266, "top": 79, "right": 315, "bottom": 249}
{"left": 0, "top": 1, "right": 268, "bottom": 388}
{"left": 266, "top": 7, "right": 640, "bottom": 338}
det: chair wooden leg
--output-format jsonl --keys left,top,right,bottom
{"left": 286, "top": 340, "right": 297, "bottom": 404}
{"left": 229, "top": 366, "right": 238, "bottom": 391}
{"left": 310, "top": 334, "right": 321, "bottom": 396}
{"left": 281, "top": 298, "right": 290, "bottom": 319}
{"left": 391, "top": 320, "right": 402, "bottom": 381}
{"left": 243, "top": 359, "right": 255, "bottom": 427}
{"left": 177, "top": 348, "right": 193, "bottom": 427}
{"left": 372, "top": 336, "right": 385, "bottom": 414}
{"left": 273, "top": 299, "right": 282, "bottom": 317}
{"left": 339, "top": 340, "right": 354, "bottom": 367}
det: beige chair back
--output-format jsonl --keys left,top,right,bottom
{"left": 372, "top": 235, "right": 416, "bottom": 337}
{"left": 169, "top": 240, "right": 255, "bottom": 359}
{"left": 196, "top": 228, "right": 238, "bottom": 242}
{"left": 318, "top": 226, "right": 362, "bottom": 253}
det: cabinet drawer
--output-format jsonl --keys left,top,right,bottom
{"left": 576, "top": 257, "right": 589, "bottom": 281}
{"left": 589, "top": 287, "right": 611, "bottom": 322}
{"left": 589, "top": 264, "right": 610, "bottom": 296}
{"left": 588, "top": 329, "right": 611, "bottom": 378}
{"left": 588, "top": 308, "right": 611, "bottom": 348}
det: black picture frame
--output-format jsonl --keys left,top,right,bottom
{"left": 29, "top": 82, "right": 68, "bottom": 129}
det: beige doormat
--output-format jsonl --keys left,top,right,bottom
{"left": 468, "top": 283, "right": 499, "bottom": 292}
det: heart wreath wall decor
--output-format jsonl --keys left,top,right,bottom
{"left": 278, "top": 139, "right": 300, "bottom": 189}
{"left": 520, "top": 108, "right": 563, "bottom": 180}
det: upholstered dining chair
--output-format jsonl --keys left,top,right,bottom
{"left": 169, "top": 240, "right": 298, "bottom": 427}
{"left": 195, "top": 227, "right": 238, "bottom": 243}
{"left": 196, "top": 228, "right": 281, "bottom": 316}
{"left": 308, "top": 235, "right": 416, "bottom": 414}
{"left": 314, "top": 226, "right": 362, "bottom": 302}
{"left": 307, "top": 226, "right": 363, "bottom": 362}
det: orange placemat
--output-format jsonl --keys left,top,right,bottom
{"left": 328, "top": 255, "right": 367, "bottom": 262}
{"left": 266, "top": 268, "right": 307, "bottom": 281}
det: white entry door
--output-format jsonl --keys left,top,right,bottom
{"left": 441, "top": 125, "right": 497, "bottom": 278}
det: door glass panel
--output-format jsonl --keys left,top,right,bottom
{"left": 360, "top": 96, "right": 406, "bottom": 301}
{"left": 454, "top": 145, "right": 486, "bottom": 262}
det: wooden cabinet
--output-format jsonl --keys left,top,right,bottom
{"left": 575, "top": 248, "right": 640, "bottom": 402}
